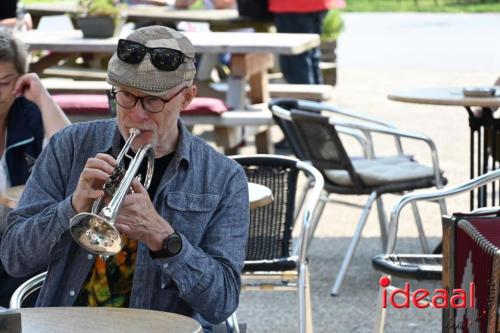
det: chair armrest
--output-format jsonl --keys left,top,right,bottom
{"left": 328, "top": 118, "right": 444, "bottom": 188}
{"left": 385, "top": 168, "right": 500, "bottom": 254}
{"left": 270, "top": 104, "right": 372, "bottom": 158}
{"left": 10, "top": 271, "right": 47, "bottom": 309}
{"left": 298, "top": 99, "right": 398, "bottom": 129}
{"left": 336, "top": 126, "right": 371, "bottom": 158}
{"left": 293, "top": 160, "right": 325, "bottom": 261}
{"left": 298, "top": 99, "right": 405, "bottom": 154}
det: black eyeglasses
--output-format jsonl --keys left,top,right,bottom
{"left": 117, "top": 39, "right": 194, "bottom": 71}
{"left": 110, "top": 86, "right": 187, "bottom": 113}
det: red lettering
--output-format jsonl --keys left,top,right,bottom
{"left": 450, "top": 289, "right": 467, "bottom": 308}
{"left": 432, "top": 289, "right": 448, "bottom": 308}
{"left": 412, "top": 289, "right": 430, "bottom": 308}
{"left": 469, "top": 282, "right": 475, "bottom": 308}
{"left": 382, "top": 288, "right": 387, "bottom": 308}
{"left": 390, "top": 282, "right": 410, "bottom": 308}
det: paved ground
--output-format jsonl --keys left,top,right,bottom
{"left": 231, "top": 13, "right": 500, "bottom": 333}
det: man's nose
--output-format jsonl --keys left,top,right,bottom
{"left": 129, "top": 100, "right": 149, "bottom": 122}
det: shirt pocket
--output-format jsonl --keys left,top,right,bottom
{"left": 166, "top": 192, "right": 220, "bottom": 243}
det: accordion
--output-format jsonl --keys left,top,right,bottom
{"left": 443, "top": 211, "right": 500, "bottom": 333}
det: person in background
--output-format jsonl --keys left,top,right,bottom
{"left": 0, "top": 0, "right": 33, "bottom": 31}
{"left": 0, "top": 26, "right": 249, "bottom": 332}
{"left": 269, "top": 0, "right": 335, "bottom": 84}
{"left": 0, "top": 29, "right": 70, "bottom": 308}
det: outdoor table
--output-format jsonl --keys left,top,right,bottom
{"left": 20, "top": 29, "right": 319, "bottom": 154}
{"left": 248, "top": 182, "right": 273, "bottom": 210}
{"left": 388, "top": 86, "right": 500, "bottom": 208}
{"left": 1, "top": 307, "right": 202, "bottom": 333}
{"left": 0, "top": 183, "right": 272, "bottom": 210}
{"left": 25, "top": 3, "right": 250, "bottom": 30}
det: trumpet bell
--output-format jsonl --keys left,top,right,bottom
{"left": 69, "top": 212, "right": 125, "bottom": 257}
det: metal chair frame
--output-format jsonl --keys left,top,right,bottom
{"left": 373, "top": 168, "right": 500, "bottom": 333}
{"left": 9, "top": 271, "right": 47, "bottom": 309}
{"left": 229, "top": 154, "right": 324, "bottom": 333}
{"left": 270, "top": 99, "right": 447, "bottom": 296}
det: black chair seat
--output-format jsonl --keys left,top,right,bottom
{"left": 243, "top": 258, "right": 297, "bottom": 273}
{"left": 372, "top": 254, "right": 442, "bottom": 281}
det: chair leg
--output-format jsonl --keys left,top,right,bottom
{"left": 294, "top": 191, "right": 327, "bottom": 257}
{"left": 331, "top": 192, "right": 378, "bottom": 296}
{"left": 410, "top": 201, "right": 430, "bottom": 254}
{"left": 298, "top": 262, "right": 313, "bottom": 333}
{"left": 294, "top": 177, "right": 314, "bottom": 221}
{"left": 226, "top": 312, "right": 241, "bottom": 333}
{"left": 309, "top": 192, "right": 328, "bottom": 240}
{"left": 376, "top": 197, "right": 388, "bottom": 250}
{"left": 373, "top": 275, "right": 388, "bottom": 333}
{"left": 438, "top": 198, "right": 447, "bottom": 216}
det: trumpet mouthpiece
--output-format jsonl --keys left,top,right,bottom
{"left": 130, "top": 128, "right": 141, "bottom": 136}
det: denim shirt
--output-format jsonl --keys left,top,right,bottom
{"left": 0, "top": 119, "right": 249, "bottom": 332}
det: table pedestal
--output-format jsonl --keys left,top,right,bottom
{"left": 467, "top": 106, "right": 500, "bottom": 208}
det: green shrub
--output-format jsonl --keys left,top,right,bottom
{"left": 322, "top": 9, "right": 344, "bottom": 42}
{"left": 77, "top": 0, "right": 121, "bottom": 19}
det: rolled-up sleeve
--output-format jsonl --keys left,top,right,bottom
{"left": 153, "top": 165, "right": 249, "bottom": 324}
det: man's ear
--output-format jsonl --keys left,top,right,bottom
{"left": 182, "top": 85, "right": 197, "bottom": 109}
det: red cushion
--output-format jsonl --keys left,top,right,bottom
{"left": 52, "top": 94, "right": 109, "bottom": 115}
{"left": 53, "top": 95, "right": 227, "bottom": 116}
{"left": 182, "top": 97, "right": 227, "bottom": 115}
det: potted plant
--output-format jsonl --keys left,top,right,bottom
{"left": 76, "top": 0, "right": 123, "bottom": 38}
{"left": 321, "top": 9, "right": 344, "bottom": 86}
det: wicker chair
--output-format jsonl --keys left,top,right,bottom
{"left": 270, "top": 99, "right": 448, "bottom": 295}
{"left": 372, "top": 168, "right": 500, "bottom": 333}
{"left": 229, "top": 154, "right": 324, "bottom": 333}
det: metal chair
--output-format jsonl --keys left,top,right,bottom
{"left": 9, "top": 271, "right": 46, "bottom": 309}
{"left": 270, "top": 99, "right": 447, "bottom": 295}
{"left": 229, "top": 154, "right": 324, "bottom": 333}
{"left": 373, "top": 168, "right": 500, "bottom": 333}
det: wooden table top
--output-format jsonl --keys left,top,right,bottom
{"left": 388, "top": 87, "right": 500, "bottom": 108}
{"left": 3, "top": 184, "right": 272, "bottom": 210}
{"left": 26, "top": 3, "right": 242, "bottom": 24}
{"left": 19, "top": 30, "right": 319, "bottom": 55}
{"left": 248, "top": 182, "right": 273, "bottom": 210}
{"left": 2, "top": 307, "right": 202, "bottom": 333}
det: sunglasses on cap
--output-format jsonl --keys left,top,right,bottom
{"left": 117, "top": 39, "right": 194, "bottom": 71}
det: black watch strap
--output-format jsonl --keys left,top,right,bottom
{"left": 149, "top": 232, "right": 182, "bottom": 259}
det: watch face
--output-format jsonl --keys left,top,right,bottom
{"left": 166, "top": 234, "right": 182, "bottom": 255}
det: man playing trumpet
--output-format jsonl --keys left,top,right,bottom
{"left": 0, "top": 26, "right": 249, "bottom": 332}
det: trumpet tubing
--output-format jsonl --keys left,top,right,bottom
{"left": 69, "top": 128, "right": 155, "bottom": 257}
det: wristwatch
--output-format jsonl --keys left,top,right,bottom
{"left": 149, "top": 232, "right": 183, "bottom": 259}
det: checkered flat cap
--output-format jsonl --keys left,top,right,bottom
{"left": 107, "top": 25, "right": 196, "bottom": 96}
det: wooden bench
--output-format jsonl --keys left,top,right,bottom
{"left": 42, "top": 79, "right": 275, "bottom": 154}
{"left": 42, "top": 67, "right": 108, "bottom": 81}
{"left": 41, "top": 79, "right": 333, "bottom": 102}
{"left": 182, "top": 106, "right": 274, "bottom": 154}
{"left": 43, "top": 78, "right": 110, "bottom": 94}
{"left": 210, "top": 82, "right": 334, "bottom": 102}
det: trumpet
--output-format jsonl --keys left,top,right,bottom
{"left": 69, "top": 128, "right": 155, "bottom": 257}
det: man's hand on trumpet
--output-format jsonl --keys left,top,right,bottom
{"left": 114, "top": 180, "right": 175, "bottom": 251}
{"left": 71, "top": 153, "right": 117, "bottom": 214}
